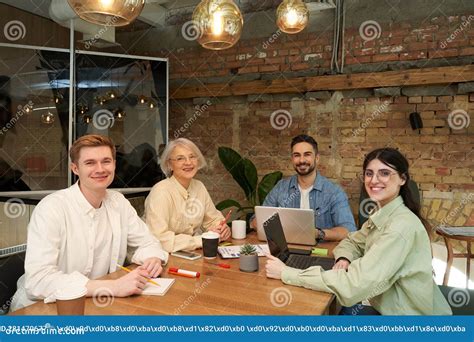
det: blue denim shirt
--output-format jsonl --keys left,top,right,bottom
{"left": 262, "top": 173, "right": 356, "bottom": 232}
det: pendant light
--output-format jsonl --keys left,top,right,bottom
{"left": 114, "top": 108, "right": 126, "bottom": 121}
{"left": 83, "top": 114, "right": 93, "bottom": 124}
{"left": 67, "top": 0, "right": 145, "bottom": 27}
{"left": 276, "top": 0, "right": 309, "bottom": 34}
{"left": 192, "top": 0, "right": 243, "bottom": 50}
{"left": 41, "top": 111, "right": 55, "bottom": 124}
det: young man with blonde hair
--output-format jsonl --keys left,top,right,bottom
{"left": 11, "top": 134, "right": 168, "bottom": 312}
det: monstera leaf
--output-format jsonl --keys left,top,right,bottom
{"left": 216, "top": 146, "right": 282, "bottom": 217}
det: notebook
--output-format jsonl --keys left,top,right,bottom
{"left": 142, "top": 278, "right": 175, "bottom": 296}
{"left": 218, "top": 244, "right": 270, "bottom": 259}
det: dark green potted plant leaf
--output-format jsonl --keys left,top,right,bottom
{"left": 215, "top": 146, "right": 282, "bottom": 228}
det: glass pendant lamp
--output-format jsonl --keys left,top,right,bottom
{"left": 67, "top": 0, "right": 145, "bottom": 26}
{"left": 276, "top": 0, "right": 309, "bottom": 34}
{"left": 192, "top": 0, "right": 243, "bottom": 50}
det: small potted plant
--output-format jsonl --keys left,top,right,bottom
{"left": 239, "top": 244, "right": 259, "bottom": 273}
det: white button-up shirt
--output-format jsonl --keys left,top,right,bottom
{"left": 10, "top": 182, "right": 168, "bottom": 311}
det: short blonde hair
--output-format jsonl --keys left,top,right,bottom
{"left": 160, "top": 138, "right": 207, "bottom": 177}
{"left": 70, "top": 134, "right": 116, "bottom": 163}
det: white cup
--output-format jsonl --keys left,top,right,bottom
{"left": 232, "top": 220, "right": 246, "bottom": 239}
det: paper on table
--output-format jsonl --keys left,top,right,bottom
{"left": 218, "top": 244, "right": 270, "bottom": 259}
{"left": 142, "top": 278, "right": 175, "bottom": 296}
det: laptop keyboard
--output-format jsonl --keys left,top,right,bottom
{"left": 286, "top": 254, "right": 334, "bottom": 271}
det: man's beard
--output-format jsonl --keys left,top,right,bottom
{"left": 294, "top": 162, "right": 315, "bottom": 176}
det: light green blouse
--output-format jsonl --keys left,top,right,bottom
{"left": 282, "top": 196, "right": 452, "bottom": 315}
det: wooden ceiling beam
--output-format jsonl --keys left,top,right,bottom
{"left": 170, "top": 65, "right": 474, "bottom": 99}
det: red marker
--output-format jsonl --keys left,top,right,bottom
{"left": 168, "top": 267, "right": 200, "bottom": 278}
{"left": 206, "top": 262, "right": 231, "bottom": 269}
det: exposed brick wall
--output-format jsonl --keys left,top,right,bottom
{"left": 164, "top": 15, "right": 474, "bottom": 81}
{"left": 138, "top": 15, "right": 474, "bottom": 231}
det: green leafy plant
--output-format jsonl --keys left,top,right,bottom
{"left": 239, "top": 244, "right": 257, "bottom": 256}
{"left": 215, "top": 146, "right": 282, "bottom": 219}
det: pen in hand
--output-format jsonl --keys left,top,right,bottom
{"left": 116, "top": 264, "right": 160, "bottom": 287}
{"left": 215, "top": 209, "right": 232, "bottom": 235}
{"left": 219, "top": 209, "right": 233, "bottom": 227}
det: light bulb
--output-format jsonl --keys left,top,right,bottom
{"left": 99, "top": 0, "right": 113, "bottom": 9}
{"left": 211, "top": 11, "right": 224, "bottom": 36}
{"left": 114, "top": 108, "right": 126, "bottom": 121}
{"left": 68, "top": 0, "right": 145, "bottom": 27}
{"left": 285, "top": 9, "right": 298, "bottom": 27}
{"left": 276, "top": 0, "right": 309, "bottom": 34}
{"left": 192, "top": 0, "right": 243, "bottom": 50}
{"left": 41, "top": 111, "right": 55, "bottom": 124}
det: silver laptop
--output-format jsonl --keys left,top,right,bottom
{"left": 255, "top": 206, "right": 316, "bottom": 245}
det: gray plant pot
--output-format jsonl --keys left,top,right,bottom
{"left": 239, "top": 254, "right": 259, "bottom": 272}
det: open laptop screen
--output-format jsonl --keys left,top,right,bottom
{"left": 263, "top": 213, "right": 291, "bottom": 263}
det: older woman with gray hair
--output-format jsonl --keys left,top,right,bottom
{"left": 144, "top": 138, "right": 231, "bottom": 253}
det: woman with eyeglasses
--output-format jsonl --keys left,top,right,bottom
{"left": 265, "top": 148, "right": 452, "bottom": 315}
{"left": 144, "top": 138, "right": 231, "bottom": 253}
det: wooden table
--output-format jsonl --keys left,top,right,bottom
{"left": 436, "top": 227, "right": 474, "bottom": 288}
{"left": 12, "top": 234, "right": 337, "bottom": 315}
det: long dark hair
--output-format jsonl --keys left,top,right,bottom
{"left": 363, "top": 148, "right": 431, "bottom": 237}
